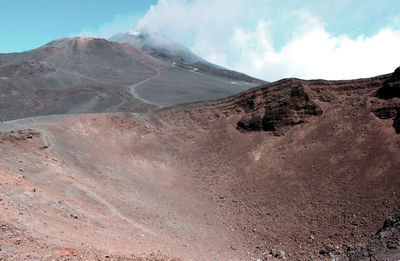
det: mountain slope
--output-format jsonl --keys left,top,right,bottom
{"left": 0, "top": 36, "right": 262, "bottom": 121}
{"left": 109, "top": 31, "right": 264, "bottom": 84}
{"left": 0, "top": 38, "right": 158, "bottom": 121}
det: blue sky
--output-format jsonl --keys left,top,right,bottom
{"left": 0, "top": 0, "right": 156, "bottom": 53}
{"left": 1, "top": 0, "right": 400, "bottom": 81}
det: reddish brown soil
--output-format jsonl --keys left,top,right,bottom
{"left": 1, "top": 69, "right": 400, "bottom": 260}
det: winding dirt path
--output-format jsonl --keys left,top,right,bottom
{"left": 109, "top": 69, "right": 161, "bottom": 113}
{"left": 127, "top": 69, "right": 161, "bottom": 107}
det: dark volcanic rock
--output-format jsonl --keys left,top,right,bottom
{"left": 0, "top": 61, "right": 56, "bottom": 77}
{"left": 374, "top": 67, "right": 400, "bottom": 133}
{"left": 319, "top": 246, "right": 336, "bottom": 257}
{"left": 338, "top": 208, "right": 400, "bottom": 261}
{"left": 394, "top": 111, "right": 400, "bottom": 134}
{"left": 376, "top": 67, "right": 400, "bottom": 99}
{"left": 236, "top": 83, "right": 322, "bottom": 132}
{"left": 373, "top": 107, "right": 399, "bottom": 119}
{"left": 237, "top": 114, "right": 265, "bottom": 131}
{"left": 391, "top": 66, "right": 400, "bottom": 82}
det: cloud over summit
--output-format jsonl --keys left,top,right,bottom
{"left": 74, "top": 0, "right": 400, "bottom": 81}
{"left": 135, "top": 0, "right": 400, "bottom": 81}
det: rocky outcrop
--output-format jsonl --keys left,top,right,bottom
{"left": 394, "top": 111, "right": 400, "bottom": 134}
{"left": 338, "top": 208, "right": 400, "bottom": 261}
{"left": 236, "top": 83, "right": 323, "bottom": 132}
{"left": 373, "top": 106, "right": 400, "bottom": 134}
{"left": 376, "top": 66, "right": 400, "bottom": 99}
{"left": 373, "top": 67, "right": 400, "bottom": 134}
{"left": 0, "top": 61, "right": 56, "bottom": 77}
{"left": 372, "top": 107, "right": 399, "bottom": 119}
{"left": 0, "top": 129, "right": 40, "bottom": 143}
{"left": 237, "top": 114, "right": 266, "bottom": 131}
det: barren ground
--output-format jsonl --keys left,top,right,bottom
{"left": 0, "top": 69, "right": 400, "bottom": 260}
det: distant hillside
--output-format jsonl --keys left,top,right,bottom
{"left": 0, "top": 36, "right": 263, "bottom": 121}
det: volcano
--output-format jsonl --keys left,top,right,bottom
{"left": 0, "top": 35, "right": 263, "bottom": 121}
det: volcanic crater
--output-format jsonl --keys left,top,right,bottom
{"left": 0, "top": 65, "right": 399, "bottom": 260}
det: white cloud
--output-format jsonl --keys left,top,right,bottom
{"left": 137, "top": 0, "right": 400, "bottom": 81}
{"left": 137, "top": 0, "right": 252, "bottom": 66}
{"left": 228, "top": 17, "right": 400, "bottom": 81}
{"left": 73, "top": 14, "right": 141, "bottom": 39}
